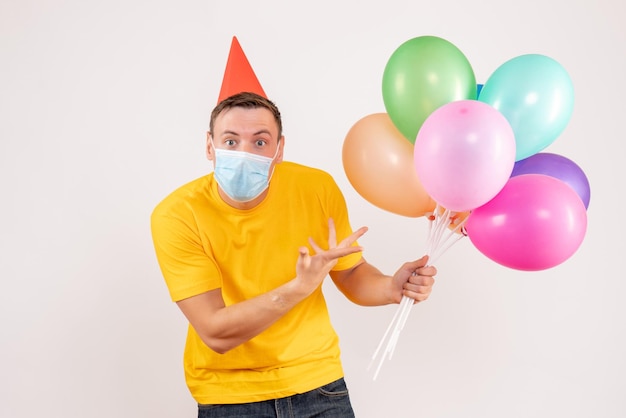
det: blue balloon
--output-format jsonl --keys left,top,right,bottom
{"left": 476, "top": 83, "right": 483, "bottom": 99}
{"left": 479, "top": 54, "right": 575, "bottom": 161}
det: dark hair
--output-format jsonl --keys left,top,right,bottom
{"left": 209, "top": 92, "right": 283, "bottom": 138}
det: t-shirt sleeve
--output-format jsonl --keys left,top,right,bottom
{"left": 151, "top": 204, "right": 221, "bottom": 302}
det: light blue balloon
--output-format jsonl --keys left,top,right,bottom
{"left": 478, "top": 54, "right": 574, "bottom": 161}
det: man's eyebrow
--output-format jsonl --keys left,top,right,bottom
{"left": 219, "top": 129, "right": 272, "bottom": 136}
{"left": 253, "top": 129, "right": 272, "bottom": 136}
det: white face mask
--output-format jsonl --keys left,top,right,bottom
{"left": 212, "top": 143, "right": 280, "bottom": 203}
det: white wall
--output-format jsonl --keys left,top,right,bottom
{"left": 1, "top": 1, "right": 623, "bottom": 417}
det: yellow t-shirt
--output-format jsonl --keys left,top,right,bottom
{"left": 151, "top": 161, "right": 362, "bottom": 404}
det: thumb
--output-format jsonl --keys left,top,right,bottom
{"left": 407, "top": 255, "right": 429, "bottom": 271}
{"left": 296, "top": 246, "right": 310, "bottom": 269}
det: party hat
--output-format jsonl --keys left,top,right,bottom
{"left": 217, "top": 36, "right": 267, "bottom": 104}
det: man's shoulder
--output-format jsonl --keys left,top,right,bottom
{"left": 275, "top": 162, "right": 342, "bottom": 200}
{"left": 278, "top": 161, "right": 335, "bottom": 181}
{"left": 151, "top": 175, "right": 211, "bottom": 219}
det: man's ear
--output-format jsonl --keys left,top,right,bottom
{"left": 276, "top": 135, "right": 285, "bottom": 163}
{"left": 206, "top": 132, "right": 214, "bottom": 161}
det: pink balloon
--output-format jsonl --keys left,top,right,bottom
{"left": 465, "top": 174, "right": 587, "bottom": 271}
{"left": 414, "top": 100, "right": 516, "bottom": 212}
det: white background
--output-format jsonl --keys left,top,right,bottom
{"left": 1, "top": 1, "right": 624, "bottom": 417}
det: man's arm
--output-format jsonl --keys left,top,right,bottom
{"left": 176, "top": 279, "right": 311, "bottom": 354}
{"left": 177, "top": 221, "right": 368, "bottom": 354}
{"left": 330, "top": 255, "right": 436, "bottom": 306}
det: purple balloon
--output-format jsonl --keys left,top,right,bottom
{"left": 511, "top": 153, "right": 590, "bottom": 209}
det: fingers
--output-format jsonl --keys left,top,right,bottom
{"left": 328, "top": 218, "right": 367, "bottom": 248}
{"left": 309, "top": 222, "right": 367, "bottom": 253}
{"left": 307, "top": 231, "right": 364, "bottom": 266}
{"left": 414, "top": 265, "right": 437, "bottom": 278}
{"left": 402, "top": 257, "right": 436, "bottom": 302}
{"left": 324, "top": 244, "right": 364, "bottom": 260}
{"left": 403, "top": 256, "right": 437, "bottom": 277}
{"left": 308, "top": 237, "right": 324, "bottom": 254}
{"left": 302, "top": 221, "right": 366, "bottom": 271}
{"left": 403, "top": 274, "right": 435, "bottom": 302}
{"left": 402, "top": 284, "right": 433, "bottom": 302}
{"left": 296, "top": 246, "right": 310, "bottom": 268}
{"left": 342, "top": 226, "right": 368, "bottom": 246}
{"left": 404, "top": 255, "right": 429, "bottom": 271}
{"left": 407, "top": 273, "right": 435, "bottom": 287}
{"left": 327, "top": 218, "right": 337, "bottom": 247}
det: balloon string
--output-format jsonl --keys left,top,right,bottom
{"left": 430, "top": 215, "right": 468, "bottom": 264}
{"left": 367, "top": 297, "right": 403, "bottom": 370}
{"left": 369, "top": 295, "right": 413, "bottom": 380}
{"left": 369, "top": 205, "right": 467, "bottom": 380}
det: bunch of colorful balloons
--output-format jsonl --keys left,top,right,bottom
{"left": 342, "top": 35, "right": 590, "bottom": 273}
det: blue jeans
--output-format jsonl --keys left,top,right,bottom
{"left": 197, "top": 377, "right": 355, "bottom": 417}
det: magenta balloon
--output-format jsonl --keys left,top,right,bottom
{"left": 511, "top": 152, "right": 591, "bottom": 209}
{"left": 465, "top": 174, "right": 587, "bottom": 271}
{"left": 414, "top": 100, "right": 516, "bottom": 212}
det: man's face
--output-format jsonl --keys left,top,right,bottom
{"left": 205, "top": 106, "right": 285, "bottom": 208}
{"left": 207, "top": 107, "right": 283, "bottom": 162}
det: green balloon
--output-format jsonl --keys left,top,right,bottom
{"left": 382, "top": 36, "right": 476, "bottom": 144}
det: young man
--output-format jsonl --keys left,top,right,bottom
{"left": 151, "top": 92, "right": 436, "bottom": 417}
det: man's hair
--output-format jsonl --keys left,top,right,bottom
{"left": 210, "top": 92, "right": 283, "bottom": 138}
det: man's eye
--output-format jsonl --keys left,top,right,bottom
{"left": 225, "top": 140, "right": 236, "bottom": 146}
{"left": 256, "top": 140, "right": 266, "bottom": 146}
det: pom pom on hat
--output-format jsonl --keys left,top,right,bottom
{"left": 217, "top": 36, "right": 267, "bottom": 104}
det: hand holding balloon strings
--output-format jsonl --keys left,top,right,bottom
{"left": 368, "top": 204, "right": 468, "bottom": 380}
